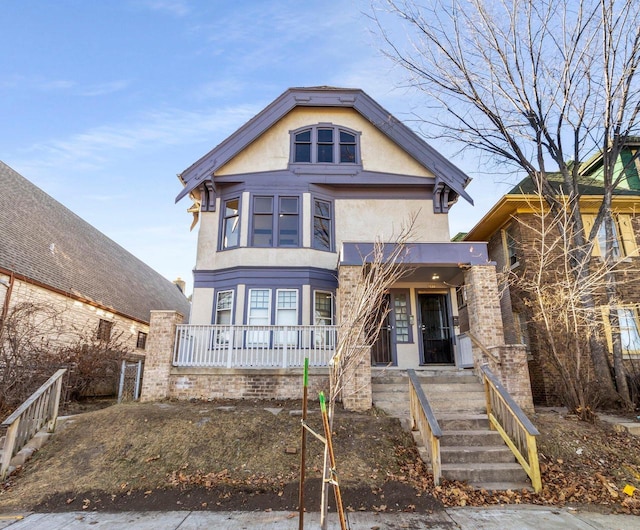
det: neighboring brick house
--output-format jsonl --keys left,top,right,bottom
{"left": 143, "top": 87, "right": 532, "bottom": 410}
{"left": 464, "top": 145, "right": 640, "bottom": 405}
{"left": 0, "top": 161, "right": 191, "bottom": 358}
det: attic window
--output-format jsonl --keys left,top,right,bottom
{"left": 291, "top": 125, "right": 360, "bottom": 165}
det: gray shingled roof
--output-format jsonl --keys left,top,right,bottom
{"left": 0, "top": 161, "right": 190, "bottom": 323}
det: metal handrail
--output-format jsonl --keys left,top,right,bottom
{"left": 407, "top": 369, "right": 442, "bottom": 485}
{"left": 480, "top": 364, "right": 542, "bottom": 492}
{"left": 1, "top": 368, "right": 66, "bottom": 478}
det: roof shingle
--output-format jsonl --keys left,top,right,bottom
{"left": 0, "top": 161, "right": 190, "bottom": 323}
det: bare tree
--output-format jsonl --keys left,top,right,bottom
{"left": 505, "top": 192, "right": 640, "bottom": 417}
{"left": 0, "top": 301, "right": 130, "bottom": 416}
{"left": 371, "top": 0, "right": 640, "bottom": 404}
{"left": 317, "top": 214, "right": 416, "bottom": 529}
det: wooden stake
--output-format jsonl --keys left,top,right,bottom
{"left": 319, "top": 392, "right": 347, "bottom": 530}
{"left": 298, "top": 358, "right": 309, "bottom": 530}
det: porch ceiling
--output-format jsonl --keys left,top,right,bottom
{"left": 404, "top": 265, "right": 465, "bottom": 285}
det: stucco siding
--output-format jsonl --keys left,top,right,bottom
{"left": 335, "top": 199, "right": 450, "bottom": 243}
{"left": 216, "top": 107, "right": 434, "bottom": 178}
{"left": 190, "top": 287, "right": 215, "bottom": 325}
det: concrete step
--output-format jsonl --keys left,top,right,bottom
{"left": 470, "top": 481, "right": 533, "bottom": 492}
{"left": 371, "top": 383, "right": 408, "bottom": 393}
{"left": 372, "top": 371, "right": 479, "bottom": 385}
{"left": 437, "top": 414, "right": 489, "bottom": 431}
{"left": 427, "top": 398, "right": 487, "bottom": 414}
{"left": 441, "top": 462, "right": 528, "bottom": 484}
{"left": 422, "top": 383, "right": 485, "bottom": 393}
{"left": 440, "top": 429, "right": 504, "bottom": 446}
{"left": 372, "top": 400, "right": 409, "bottom": 417}
{"left": 440, "top": 445, "right": 516, "bottom": 464}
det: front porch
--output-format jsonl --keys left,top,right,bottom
{"left": 172, "top": 324, "right": 337, "bottom": 369}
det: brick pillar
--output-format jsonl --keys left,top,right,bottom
{"left": 337, "top": 265, "right": 372, "bottom": 412}
{"left": 140, "top": 310, "right": 184, "bottom": 402}
{"left": 464, "top": 266, "right": 534, "bottom": 413}
{"left": 463, "top": 265, "right": 504, "bottom": 352}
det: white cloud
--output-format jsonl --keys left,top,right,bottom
{"left": 76, "top": 80, "right": 130, "bottom": 97}
{"left": 137, "top": 0, "right": 190, "bottom": 16}
{"left": 11, "top": 103, "right": 261, "bottom": 176}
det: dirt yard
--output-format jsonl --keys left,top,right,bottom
{"left": 1, "top": 400, "right": 639, "bottom": 515}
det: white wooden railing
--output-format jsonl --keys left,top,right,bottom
{"left": 1, "top": 368, "right": 66, "bottom": 479}
{"left": 173, "top": 325, "right": 337, "bottom": 368}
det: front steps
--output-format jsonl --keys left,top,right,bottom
{"left": 372, "top": 369, "right": 530, "bottom": 490}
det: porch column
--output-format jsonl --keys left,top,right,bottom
{"left": 140, "top": 310, "right": 184, "bottom": 402}
{"left": 463, "top": 264, "right": 504, "bottom": 351}
{"left": 337, "top": 265, "right": 372, "bottom": 412}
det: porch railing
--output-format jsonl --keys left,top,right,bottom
{"left": 407, "top": 369, "right": 442, "bottom": 485}
{"left": 173, "top": 325, "right": 337, "bottom": 368}
{"left": 1, "top": 368, "right": 66, "bottom": 479}
{"left": 480, "top": 364, "right": 542, "bottom": 493}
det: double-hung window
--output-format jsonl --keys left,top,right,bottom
{"left": 602, "top": 305, "right": 640, "bottom": 356}
{"left": 215, "top": 290, "right": 234, "bottom": 325}
{"left": 618, "top": 308, "right": 640, "bottom": 354}
{"left": 502, "top": 225, "right": 518, "bottom": 268}
{"left": 247, "top": 289, "right": 271, "bottom": 345}
{"left": 313, "top": 199, "right": 333, "bottom": 251}
{"left": 292, "top": 125, "right": 360, "bottom": 164}
{"left": 314, "top": 291, "right": 335, "bottom": 348}
{"left": 583, "top": 214, "right": 637, "bottom": 259}
{"left": 221, "top": 198, "right": 240, "bottom": 249}
{"left": 314, "top": 291, "right": 334, "bottom": 326}
{"left": 276, "top": 289, "right": 298, "bottom": 346}
{"left": 251, "top": 195, "right": 299, "bottom": 247}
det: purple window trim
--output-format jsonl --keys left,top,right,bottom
{"left": 289, "top": 124, "right": 361, "bottom": 165}
{"left": 219, "top": 196, "right": 241, "bottom": 250}
{"left": 390, "top": 289, "right": 413, "bottom": 344}
{"left": 249, "top": 193, "right": 302, "bottom": 248}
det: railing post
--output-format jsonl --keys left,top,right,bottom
{"left": 482, "top": 369, "right": 495, "bottom": 431}
{"left": 1, "top": 418, "right": 20, "bottom": 479}
{"left": 226, "top": 325, "right": 234, "bottom": 368}
{"left": 282, "top": 327, "right": 288, "bottom": 368}
{"left": 118, "top": 359, "right": 127, "bottom": 404}
{"left": 527, "top": 435, "right": 542, "bottom": 493}
{"left": 48, "top": 374, "right": 63, "bottom": 432}
{"left": 134, "top": 360, "right": 143, "bottom": 400}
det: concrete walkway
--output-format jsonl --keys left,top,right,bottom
{"left": 0, "top": 506, "right": 638, "bottom": 529}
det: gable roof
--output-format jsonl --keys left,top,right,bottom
{"left": 464, "top": 177, "right": 640, "bottom": 242}
{"left": 0, "top": 161, "right": 190, "bottom": 323}
{"left": 176, "top": 87, "right": 473, "bottom": 205}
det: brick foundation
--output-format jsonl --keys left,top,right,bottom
{"left": 168, "top": 367, "right": 328, "bottom": 400}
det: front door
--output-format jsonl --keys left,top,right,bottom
{"left": 371, "top": 295, "right": 393, "bottom": 365}
{"left": 418, "top": 293, "right": 454, "bottom": 364}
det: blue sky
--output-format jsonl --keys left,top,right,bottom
{"left": 2, "top": 0, "right": 514, "bottom": 295}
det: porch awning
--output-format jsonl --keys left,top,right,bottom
{"left": 339, "top": 241, "right": 490, "bottom": 267}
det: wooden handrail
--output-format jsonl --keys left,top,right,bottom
{"left": 407, "top": 369, "right": 442, "bottom": 485}
{"left": 467, "top": 331, "right": 502, "bottom": 366}
{"left": 1, "top": 368, "right": 66, "bottom": 479}
{"left": 480, "top": 364, "right": 542, "bottom": 493}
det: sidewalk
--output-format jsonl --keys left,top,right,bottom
{"left": 0, "top": 506, "right": 638, "bottom": 529}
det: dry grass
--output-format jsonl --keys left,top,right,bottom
{"left": 0, "top": 400, "right": 413, "bottom": 511}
